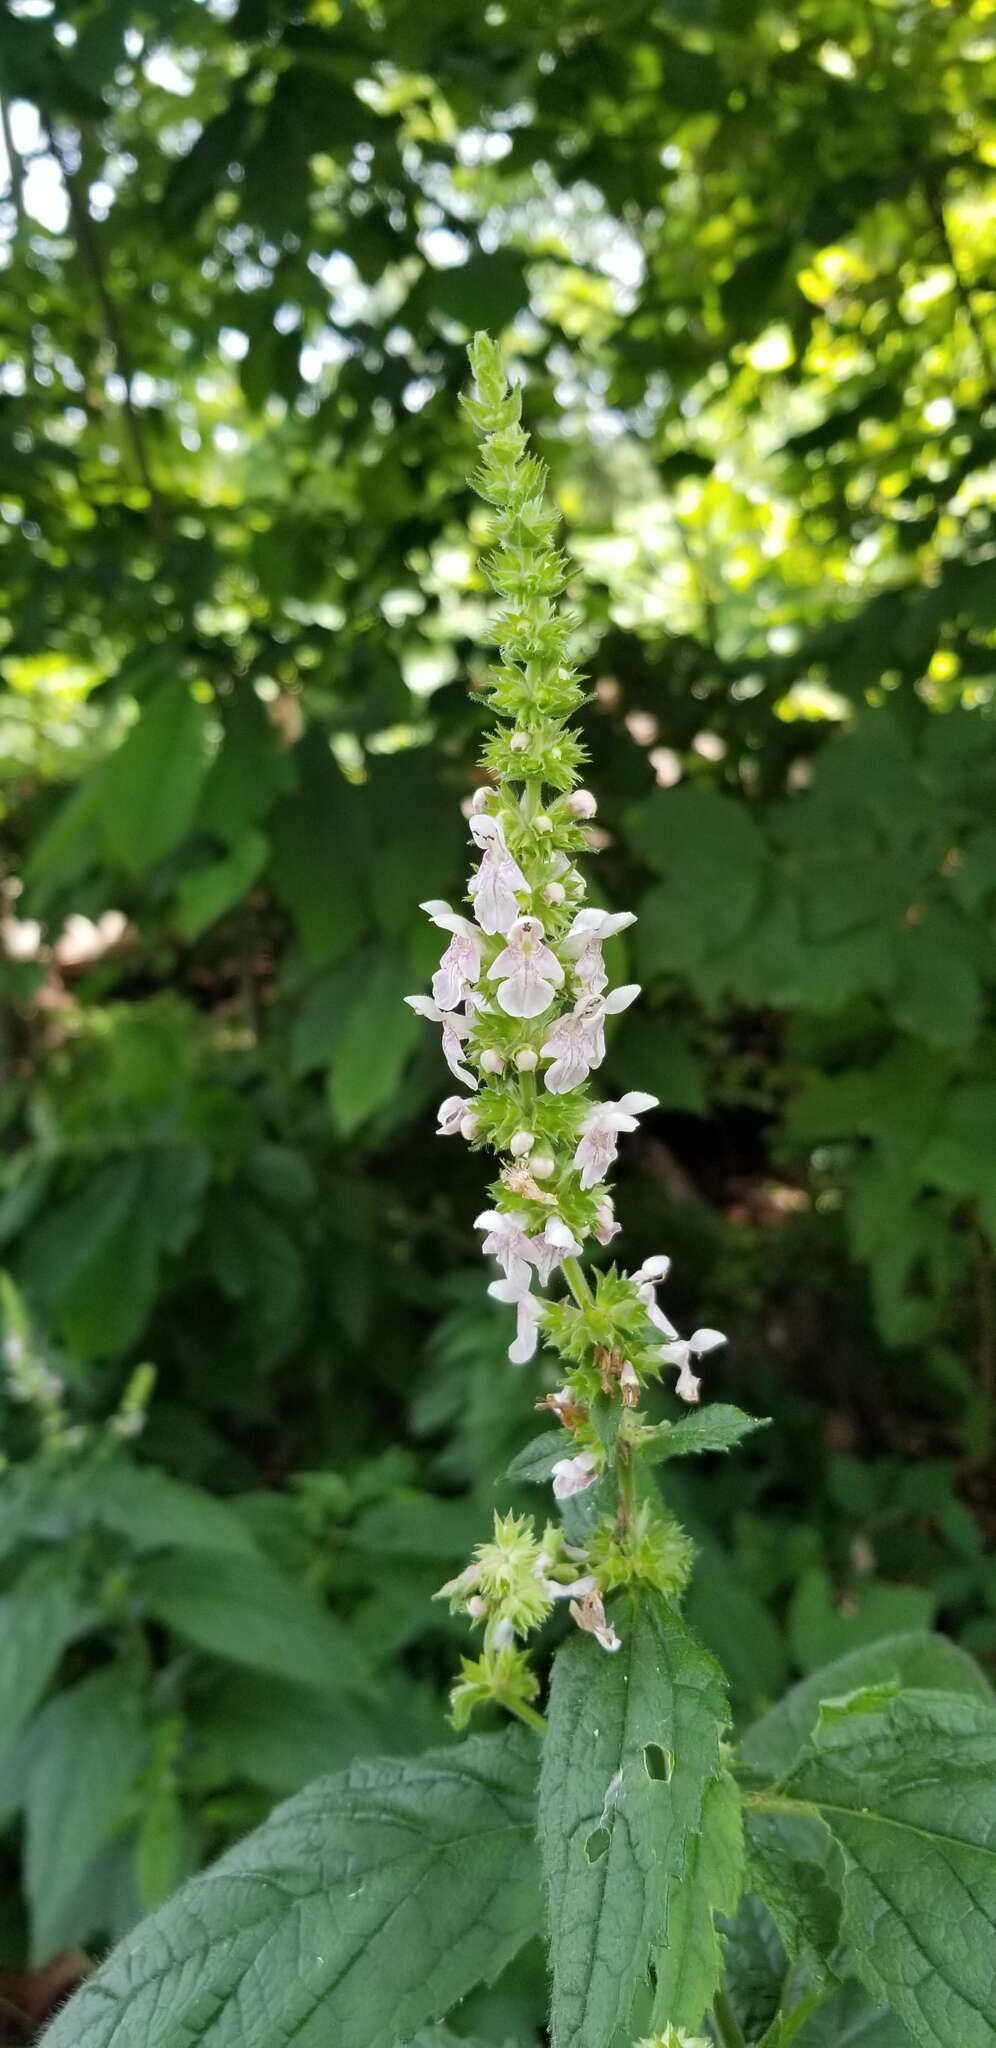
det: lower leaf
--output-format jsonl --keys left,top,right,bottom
{"left": 42, "top": 1727, "right": 540, "bottom": 2048}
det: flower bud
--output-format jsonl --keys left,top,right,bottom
{"left": 515, "top": 1047, "right": 538, "bottom": 1072}
{"left": 530, "top": 1148, "right": 556, "bottom": 1179}
{"left": 543, "top": 881, "right": 565, "bottom": 906}
{"left": 479, "top": 1048, "right": 505, "bottom": 1075}
{"left": 509, "top": 1131, "right": 535, "bottom": 1158}
{"left": 509, "top": 731, "right": 529, "bottom": 752}
{"left": 460, "top": 1111, "right": 480, "bottom": 1140}
{"left": 470, "top": 786, "right": 494, "bottom": 814}
{"left": 567, "top": 789, "right": 597, "bottom": 819}
{"left": 534, "top": 815, "right": 552, "bottom": 835}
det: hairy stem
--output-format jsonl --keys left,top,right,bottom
{"left": 711, "top": 1984, "right": 748, "bottom": 2048}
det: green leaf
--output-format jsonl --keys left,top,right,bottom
{"left": 174, "top": 829, "right": 268, "bottom": 941}
{"left": 136, "top": 1550, "right": 372, "bottom": 1694}
{"left": 506, "top": 1431, "right": 566, "bottom": 1483}
{"left": 787, "top": 1570, "right": 937, "bottom": 1675}
{"left": 780, "top": 1688, "right": 996, "bottom": 2048}
{"left": 0, "top": 1570, "right": 78, "bottom": 1761}
{"left": 25, "top": 1662, "right": 144, "bottom": 1962}
{"left": 93, "top": 1462, "right": 262, "bottom": 1558}
{"left": 651, "top": 1768, "right": 744, "bottom": 2030}
{"left": 43, "top": 1728, "right": 541, "bottom": 2048}
{"left": 795, "top": 1981, "right": 918, "bottom": 2046}
{"left": 98, "top": 680, "right": 212, "bottom": 875}
{"left": 539, "top": 1587, "right": 731, "bottom": 2048}
{"left": 641, "top": 1404, "right": 770, "bottom": 1464}
{"left": 268, "top": 730, "right": 369, "bottom": 964}
{"left": 628, "top": 788, "right": 768, "bottom": 970}
{"left": 329, "top": 946, "right": 419, "bottom": 1135}
{"left": 740, "top": 1632, "right": 991, "bottom": 1783}
{"left": 744, "top": 1807, "right": 842, "bottom": 1981}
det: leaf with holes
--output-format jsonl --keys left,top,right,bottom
{"left": 43, "top": 1727, "right": 541, "bottom": 2048}
{"left": 538, "top": 1587, "right": 732, "bottom": 2048}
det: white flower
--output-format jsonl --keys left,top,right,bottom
{"left": 656, "top": 1328, "right": 727, "bottom": 1405}
{"left": 542, "top": 1571, "right": 597, "bottom": 1600}
{"left": 468, "top": 815, "right": 528, "bottom": 935}
{"left": 475, "top": 1208, "right": 535, "bottom": 1291}
{"left": 573, "top": 1091, "right": 658, "bottom": 1189}
{"left": 405, "top": 994, "right": 478, "bottom": 1091}
{"left": 488, "top": 1275, "right": 545, "bottom": 1364}
{"left": 541, "top": 984, "right": 640, "bottom": 1093}
{"left": 619, "top": 1359, "right": 640, "bottom": 1407}
{"left": 489, "top": 916, "right": 564, "bottom": 1019}
{"left": 569, "top": 1586, "right": 621, "bottom": 1653}
{"left": 552, "top": 1450, "right": 599, "bottom": 1499}
{"left": 631, "top": 1255, "right": 677, "bottom": 1337}
{"left": 530, "top": 1213, "right": 583, "bottom": 1286}
{"left": 562, "top": 907, "right": 637, "bottom": 996}
{"left": 438, "top": 1095, "right": 472, "bottom": 1136}
{"left": 592, "top": 1196, "right": 621, "bottom": 1245}
{"left": 421, "top": 900, "right": 485, "bottom": 1010}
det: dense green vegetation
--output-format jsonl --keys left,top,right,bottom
{"left": 0, "top": 0, "right": 994, "bottom": 2032}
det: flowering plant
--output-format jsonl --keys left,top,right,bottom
{"left": 42, "top": 339, "right": 996, "bottom": 2048}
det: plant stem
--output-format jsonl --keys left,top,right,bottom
{"left": 561, "top": 1255, "right": 594, "bottom": 1309}
{"left": 712, "top": 1985, "right": 748, "bottom": 2048}
{"left": 500, "top": 1694, "right": 547, "bottom": 1736}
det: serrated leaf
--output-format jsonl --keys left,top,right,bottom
{"left": 25, "top": 1662, "right": 144, "bottom": 1962}
{"left": 506, "top": 1431, "right": 566, "bottom": 1483}
{"left": 539, "top": 1588, "right": 730, "bottom": 2048}
{"left": 760, "top": 1689, "right": 996, "bottom": 2048}
{"left": 641, "top": 1405, "right": 770, "bottom": 1464}
{"left": 651, "top": 1767, "right": 744, "bottom": 2031}
{"left": 136, "top": 1549, "right": 372, "bottom": 1694}
{"left": 43, "top": 1728, "right": 541, "bottom": 2048}
{"left": 739, "top": 1632, "right": 991, "bottom": 1782}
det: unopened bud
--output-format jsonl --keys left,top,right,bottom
{"left": 515, "top": 1047, "right": 538, "bottom": 1072}
{"left": 620, "top": 1359, "right": 640, "bottom": 1408}
{"left": 467, "top": 1595, "right": 487, "bottom": 1619}
{"left": 534, "top": 815, "right": 553, "bottom": 835}
{"left": 543, "top": 881, "right": 566, "bottom": 906}
{"left": 567, "top": 789, "right": 597, "bottom": 820}
{"left": 460, "top": 1111, "right": 480, "bottom": 1140}
{"left": 509, "top": 731, "right": 529, "bottom": 752}
{"left": 530, "top": 1149, "right": 556, "bottom": 1179}
{"left": 509, "top": 1131, "right": 535, "bottom": 1158}
{"left": 480, "top": 1048, "right": 505, "bottom": 1075}
{"left": 470, "top": 787, "right": 494, "bottom": 814}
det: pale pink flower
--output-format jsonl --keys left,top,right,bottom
{"left": 562, "top": 908, "right": 637, "bottom": 996}
{"left": 475, "top": 1208, "right": 535, "bottom": 1292}
{"left": 572, "top": 1091, "right": 658, "bottom": 1189}
{"left": 570, "top": 1586, "right": 621, "bottom": 1653}
{"left": 468, "top": 815, "right": 528, "bottom": 935}
{"left": 552, "top": 1450, "right": 599, "bottom": 1500}
{"left": 631, "top": 1255, "right": 677, "bottom": 1337}
{"left": 421, "top": 900, "right": 485, "bottom": 1010}
{"left": 592, "top": 1196, "right": 621, "bottom": 1245}
{"left": 656, "top": 1328, "right": 727, "bottom": 1405}
{"left": 541, "top": 1571, "right": 597, "bottom": 1601}
{"left": 541, "top": 984, "right": 640, "bottom": 1093}
{"left": 529, "top": 1214, "right": 583, "bottom": 1286}
{"left": 619, "top": 1359, "right": 640, "bottom": 1406}
{"left": 489, "top": 916, "right": 564, "bottom": 1019}
{"left": 487, "top": 1274, "right": 544, "bottom": 1364}
{"left": 438, "top": 1095, "right": 472, "bottom": 1136}
{"left": 405, "top": 994, "right": 477, "bottom": 1091}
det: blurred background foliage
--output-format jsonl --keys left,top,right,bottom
{"left": 0, "top": 0, "right": 995, "bottom": 2025}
